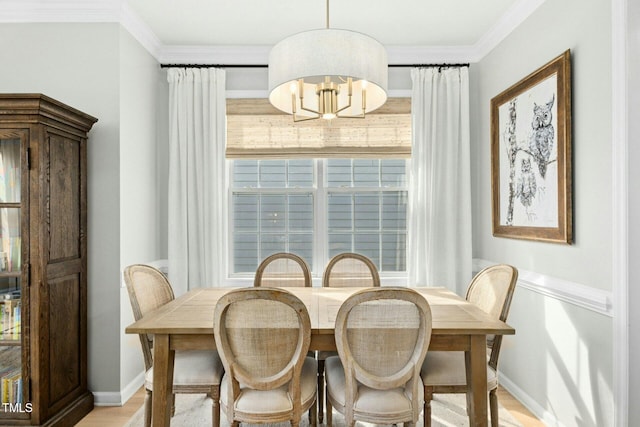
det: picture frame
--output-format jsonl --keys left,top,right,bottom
{"left": 491, "top": 50, "right": 572, "bottom": 244}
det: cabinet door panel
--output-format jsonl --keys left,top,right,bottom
{"left": 48, "top": 133, "right": 81, "bottom": 262}
{"left": 41, "top": 130, "right": 88, "bottom": 418}
{"left": 48, "top": 274, "right": 81, "bottom": 406}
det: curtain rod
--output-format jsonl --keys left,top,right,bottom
{"left": 160, "top": 63, "right": 470, "bottom": 69}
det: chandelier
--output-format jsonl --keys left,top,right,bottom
{"left": 268, "top": 0, "right": 388, "bottom": 122}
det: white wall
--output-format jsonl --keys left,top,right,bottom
{"left": 471, "top": 0, "right": 615, "bottom": 426}
{"left": 0, "top": 22, "right": 167, "bottom": 401}
{"left": 0, "top": 23, "right": 123, "bottom": 393}
{"left": 118, "top": 27, "right": 167, "bottom": 400}
{"left": 156, "top": 68, "right": 170, "bottom": 260}
{"left": 627, "top": 1, "right": 640, "bottom": 425}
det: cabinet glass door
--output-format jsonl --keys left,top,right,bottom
{"left": 0, "top": 135, "right": 24, "bottom": 411}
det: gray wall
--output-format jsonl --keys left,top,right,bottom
{"left": 0, "top": 22, "right": 123, "bottom": 393}
{"left": 627, "top": 1, "right": 640, "bottom": 425}
{"left": 0, "top": 22, "right": 166, "bottom": 399}
{"left": 118, "top": 27, "right": 167, "bottom": 398}
{"left": 471, "top": 0, "right": 615, "bottom": 426}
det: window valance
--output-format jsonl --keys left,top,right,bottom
{"left": 226, "top": 98, "right": 411, "bottom": 159}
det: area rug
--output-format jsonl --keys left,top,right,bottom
{"left": 124, "top": 393, "right": 522, "bottom": 427}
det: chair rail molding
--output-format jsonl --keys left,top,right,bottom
{"left": 473, "top": 259, "right": 612, "bottom": 317}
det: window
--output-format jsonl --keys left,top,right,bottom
{"left": 230, "top": 159, "right": 408, "bottom": 275}
{"left": 231, "top": 160, "right": 314, "bottom": 273}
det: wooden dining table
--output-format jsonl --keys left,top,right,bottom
{"left": 125, "top": 286, "right": 515, "bottom": 427}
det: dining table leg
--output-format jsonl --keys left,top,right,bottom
{"left": 152, "top": 334, "right": 175, "bottom": 427}
{"left": 465, "top": 334, "right": 488, "bottom": 426}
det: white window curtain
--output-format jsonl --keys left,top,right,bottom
{"left": 167, "top": 68, "right": 227, "bottom": 295}
{"left": 407, "top": 67, "right": 472, "bottom": 294}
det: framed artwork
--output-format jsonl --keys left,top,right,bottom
{"left": 491, "top": 50, "right": 572, "bottom": 243}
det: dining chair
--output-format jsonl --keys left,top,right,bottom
{"left": 317, "top": 252, "right": 380, "bottom": 422}
{"left": 324, "top": 287, "right": 432, "bottom": 427}
{"left": 124, "top": 264, "right": 224, "bottom": 427}
{"left": 254, "top": 252, "right": 312, "bottom": 287}
{"left": 322, "top": 252, "right": 380, "bottom": 288}
{"left": 420, "top": 264, "right": 518, "bottom": 427}
{"left": 213, "top": 287, "right": 318, "bottom": 427}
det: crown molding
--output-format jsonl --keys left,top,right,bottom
{"left": 158, "top": 44, "right": 477, "bottom": 66}
{"left": 472, "top": 0, "right": 547, "bottom": 61}
{"left": 385, "top": 45, "right": 476, "bottom": 65}
{"left": 0, "top": 0, "right": 121, "bottom": 22}
{"left": 119, "top": 2, "right": 162, "bottom": 58}
{"left": 158, "top": 45, "right": 271, "bottom": 65}
{"left": 0, "top": 0, "right": 547, "bottom": 64}
{"left": 0, "top": 0, "right": 164, "bottom": 58}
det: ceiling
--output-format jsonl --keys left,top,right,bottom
{"left": 126, "top": 0, "right": 519, "bottom": 47}
{"left": 1, "top": 0, "right": 544, "bottom": 64}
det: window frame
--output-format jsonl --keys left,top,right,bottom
{"left": 227, "top": 158, "right": 409, "bottom": 286}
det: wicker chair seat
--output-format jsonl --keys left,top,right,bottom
{"left": 325, "top": 355, "right": 423, "bottom": 419}
{"left": 317, "top": 350, "right": 337, "bottom": 360}
{"left": 144, "top": 350, "right": 224, "bottom": 390}
{"left": 421, "top": 351, "right": 498, "bottom": 389}
{"left": 220, "top": 357, "right": 317, "bottom": 416}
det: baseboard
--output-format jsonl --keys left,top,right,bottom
{"left": 473, "top": 258, "right": 612, "bottom": 317}
{"left": 499, "top": 372, "right": 567, "bottom": 427}
{"left": 93, "top": 371, "right": 144, "bottom": 406}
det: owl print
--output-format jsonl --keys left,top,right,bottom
{"left": 516, "top": 158, "right": 537, "bottom": 218}
{"left": 528, "top": 94, "right": 555, "bottom": 178}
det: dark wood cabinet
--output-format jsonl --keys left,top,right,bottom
{"left": 0, "top": 94, "right": 97, "bottom": 426}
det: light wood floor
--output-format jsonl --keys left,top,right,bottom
{"left": 76, "top": 387, "right": 545, "bottom": 427}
